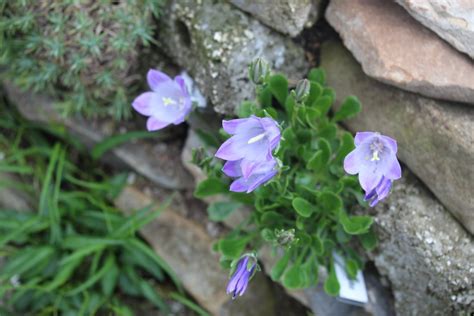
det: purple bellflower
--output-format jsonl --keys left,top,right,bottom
{"left": 226, "top": 255, "right": 257, "bottom": 299}
{"left": 215, "top": 115, "right": 281, "bottom": 192}
{"left": 132, "top": 69, "right": 192, "bottom": 131}
{"left": 344, "top": 132, "right": 401, "bottom": 207}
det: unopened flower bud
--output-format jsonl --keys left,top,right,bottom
{"left": 248, "top": 58, "right": 270, "bottom": 85}
{"left": 295, "top": 79, "right": 310, "bottom": 102}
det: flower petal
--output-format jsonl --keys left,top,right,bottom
{"left": 355, "top": 131, "right": 376, "bottom": 146}
{"left": 132, "top": 92, "right": 154, "bottom": 116}
{"left": 343, "top": 150, "right": 361, "bottom": 175}
{"left": 174, "top": 75, "right": 189, "bottom": 96}
{"left": 229, "top": 178, "right": 249, "bottom": 192}
{"left": 215, "top": 136, "right": 246, "bottom": 161}
{"left": 223, "top": 118, "right": 250, "bottom": 135}
{"left": 223, "top": 160, "right": 243, "bottom": 177}
{"left": 381, "top": 135, "right": 398, "bottom": 154}
{"left": 147, "top": 69, "right": 172, "bottom": 91}
{"left": 358, "top": 168, "right": 383, "bottom": 193}
{"left": 384, "top": 156, "right": 402, "bottom": 180}
{"left": 146, "top": 117, "right": 169, "bottom": 131}
{"left": 246, "top": 169, "right": 277, "bottom": 193}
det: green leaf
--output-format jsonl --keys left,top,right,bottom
{"left": 308, "top": 68, "right": 326, "bottom": 85}
{"left": 271, "top": 251, "right": 291, "bottom": 281}
{"left": 284, "top": 93, "right": 296, "bottom": 115}
{"left": 312, "top": 235, "right": 324, "bottom": 255}
{"left": 219, "top": 238, "right": 247, "bottom": 259}
{"left": 261, "top": 228, "right": 275, "bottom": 242}
{"left": 91, "top": 130, "right": 169, "bottom": 160}
{"left": 314, "top": 96, "right": 332, "bottom": 116}
{"left": 346, "top": 259, "right": 358, "bottom": 280}
{"left": 332, "top": 96, "right": 361, "bottom": 122}
{"left": 139, "top": 280, "right": 169, "bottom": 312}
{"left": 194, "top": 178, "right": 228, "bottom": 198}
{"left": 335, "top": 132, "right": 355, "bottom": 163}
{"left": 324, "top": 263, "right": 340, "bottom": 296}
{"left": 291, "top": 197, "right": 313, "bottom": 218}
{"left": 283, "top": 264, "right": 304, "bottom": 289}
{"left": 307, "top": 139, "right": 331, "bottom": 172}
{"left": 260, "top": 211, "right": 285, "bottom": 226}
{"left": 101, "top": 258, "right": 119, "bottom": 296}
{"left": 258, "top": 86, "right": 273, "bottom": 108}
{"left": 340, "top": 213, "right": 373, "bottom": 235}
{"left": 318, "top": 192, "right": 342, "bottom": 212}
{"left": 268, "top": 74, "right": 288, "bottom": 105}
{"left": 170, "top": 292, "right": 210, "bottom": 316}
{"left": 359, "top": 229, "right": 378, "bottom": 251}
{"left": 238, "top": 101, "right": 256, "bottom": 118}
{"left": 306, "top": 82, "right": 323, "bottom": 106}
{"left": 207, "top": 201, "right": 241, "bottom": 222}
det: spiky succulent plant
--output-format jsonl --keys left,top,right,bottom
{"left": 0, "top": 0, "right": 162, "bottom": 120}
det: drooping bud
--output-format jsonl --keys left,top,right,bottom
{"left": 295, "top": 79, "right": 310, "bottom": 102}
{"left": 248, "top": 58, "right": 270, "bottom": 85}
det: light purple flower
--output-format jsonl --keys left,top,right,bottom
{"left": 223, "top": 158, "right": 278, "bottom": 193}
{"left": 343, "top": 132, "right": 401, "bottom": 206}
{"left": 215, "top": 115, "right": 280, "bottom": 163}
{"left": 132, "top": 69, "right": 192, "bottom": 131}
{"left": 215, "top": 115, "right": 280, "bottom": 191}
{"left": 226, "top": 255, "right": 257, "bottom": 299}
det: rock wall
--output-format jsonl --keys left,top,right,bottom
{"left": 321, "top": 41, "right": 474, "bottom": 235}
{"left": 157, "top": 0, "right": 309, "bottom": 115}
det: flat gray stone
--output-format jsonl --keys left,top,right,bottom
{"left": 230, "top": 0, "right": 320, "bottom": 37}
{"left": 158, "top": 0, "right": 309, "bottom": 115}
{"left": 115, "top": 184, "right": 307, "bottom": 316}
{"left": 396, "top": 0, "right": 474, "bottom": 59}
{"left": 326, "top": 0, "right": 474, "bottom": 104}
{"left": 321, "top": 40, "right": 474, "bottom": 235}
{"left": 3, "top": 83, "right": 194, "bottom": 190}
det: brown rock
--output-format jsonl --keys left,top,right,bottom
{"left": 114, "top": 185, "right": 308, "bottom": 316}
{"left": 2, "top": 83, "right": 194, "bottom": 190}
{"left": 396, "top": 0, "right": 474, "bottom": 59}
{"left": 230, "top": 0, "right": 320, "bottom": 37}
{"left": 325, "top": 0, "right": 474, "bottom": 104}
{"left": 321, "top": 40, "right": 474, "bottom": 235}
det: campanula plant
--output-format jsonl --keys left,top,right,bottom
{"left": 193, "top": 58, "right": 402, "bottom": 297}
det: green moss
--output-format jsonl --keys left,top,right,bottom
{"left": 0, "top": 0, "right": 163, "bottom": 120}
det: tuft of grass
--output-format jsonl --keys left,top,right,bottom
{"left": 0, "top": 0, "right": 164, "bottom": 120}
{"left": 0, "top": 99, "right": 194, "bottom": 314}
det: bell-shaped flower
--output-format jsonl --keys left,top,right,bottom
{"left": 223, "top": 158, "right": 278, "bottom": 193}
{"left": 226, "top": 255, "right": 257, "bottom": 299}
{"left": 215, "top": 115, "right": 280, "bottom": 177}
{"left": 344, "top": 132, "right": 401, "bottom": 206}
{"left": 132, "top": 69, "right": 192, "bottom": 131}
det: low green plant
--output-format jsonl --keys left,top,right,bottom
{"left": 193, "top": 64, "right": 378, "bottom": 294}
{"left": 0, "top": 0, "right": 163, "bottom": 120}
{"left": 0, "top": 102, "right": 184, "bottom": 315}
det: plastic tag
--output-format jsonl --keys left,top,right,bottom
{"left": 333, "top": 252, "right": 368, "bottom": 306}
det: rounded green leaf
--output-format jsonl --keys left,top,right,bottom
{"left": 292, "top": 197, "right": 313, "bottom": 218}
{"left": 282, "top": 264, "right": 304, "bottom": 289}
{"left": 318, "top": 192, "right": 342, "bottom": 212}
{"left": 218, "top": 238, "right": 247, "bottom": 259}
{"left": 207, "top": 201, "right": 241, "bottom": 222}
{"left": 332, "top": 96, "right": 361, "bottom": 122}
{"left": 271, "top": 251, "right": 291, "bottom": 281}
{"left": 194, "top": 178, "right": 227, "bottom": 198}
{"left": 324, "top": 264, "right": 340, "bottom": 296}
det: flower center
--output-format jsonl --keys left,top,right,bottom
{"left": 162, "top": 97, "right": 185, "bottom": 110}
{"left": 369, "top": 138, "right": 384, "bottom": 162}
{"left": 247, "top": 132, "right": 267, "bottom": 144}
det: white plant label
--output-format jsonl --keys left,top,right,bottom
{"left": 333, "top": 252, "right": 369, "bottom": 306}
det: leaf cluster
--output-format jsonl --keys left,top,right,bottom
{"left": 194, "top": 67, "right": 378, "bottom": 295}
{"left": 0, "top": 0, "right": 163, "bottom": 120}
